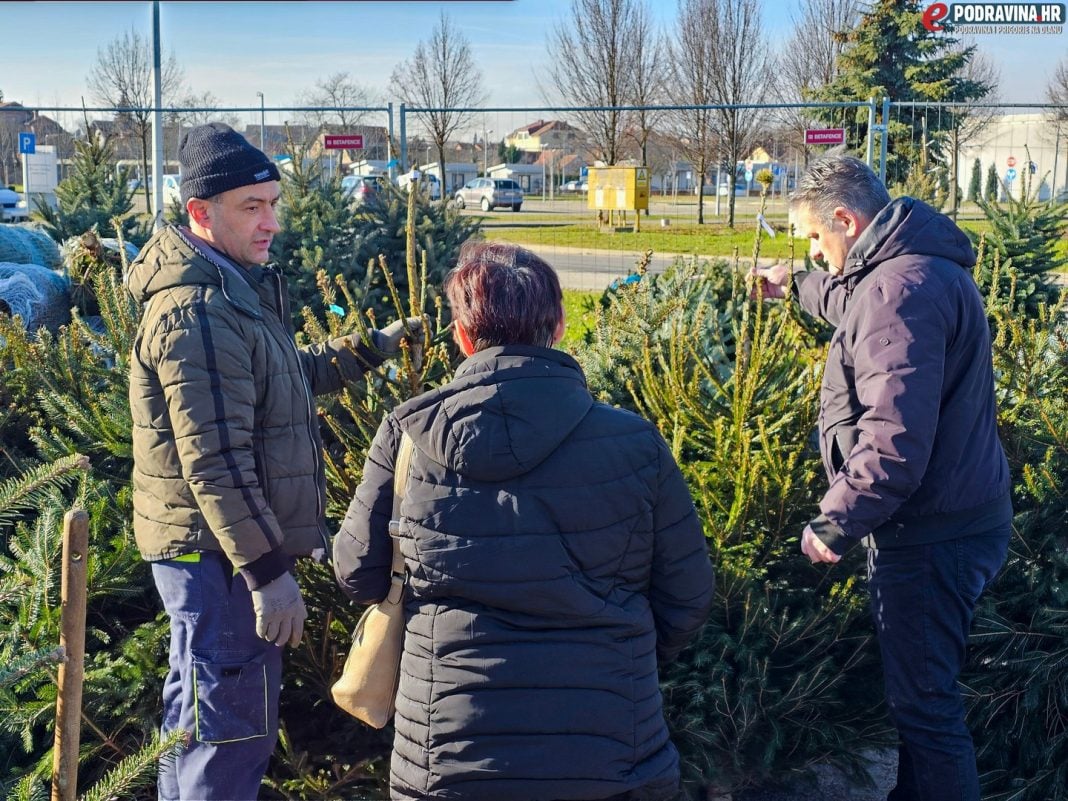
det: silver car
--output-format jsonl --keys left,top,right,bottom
{"left": 454, "top": 178, "right": 523, "bottom": 212}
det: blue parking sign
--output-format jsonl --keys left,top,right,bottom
{"left": 19, "top": 132, "right": 36, "bottom": 154}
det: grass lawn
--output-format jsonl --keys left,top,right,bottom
{"left": 483, "top": 210, "right": 1068, "bottom": 267}
{"left": 560, "top": 288, "right": 600, "bottom": 352}
{"left": 488, "top": 220, "right": 803, "bottom": 261}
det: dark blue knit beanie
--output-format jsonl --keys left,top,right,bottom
{"left": 179, "top": 123, "right": 280, "bottom": 202}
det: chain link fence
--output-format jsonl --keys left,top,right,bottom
{"left": 4, "top": 98, "right": 1066, "bottom": 288}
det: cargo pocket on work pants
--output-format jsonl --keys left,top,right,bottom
{"left": 192, "top": 652, "right": 269, "bottom": 744}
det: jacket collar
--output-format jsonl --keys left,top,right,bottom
{"left": 174, "top": 227, "right": 264, "bottom": 320}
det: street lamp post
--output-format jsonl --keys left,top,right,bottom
{"left": 483, "top": 127, "right": 492, "bottom": 176}
{"left": 255, "top": 92, "right": 265, "bottom": 152}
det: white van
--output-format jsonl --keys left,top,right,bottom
{"left": 396, "top": 170, "right": 441, "bottom": 200}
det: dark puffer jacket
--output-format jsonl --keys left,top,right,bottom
{"left": 128, "top": 225, "right": 381, "bottom": 589}
{"left": 794, "top": 197, "right": 1011, "bottom": 553}
{"left": 334, "top": 346, "right": 715, "bottom": 801}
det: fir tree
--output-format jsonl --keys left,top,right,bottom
{"left": 33, "top": 125, "right": 144, "bottom": 245}
{"left": 968, "top": 157, "right": 982, "bottom": 203}
{"left": 815, "top": 0, "right": 990, "bottom": 184}
{"left": 970, "top": 158, "right": 1067, "bottom": 313}
{"left": 271, "top": 135, "right": 364, "bottom": 326}
{"left": 985, "top": 163, "right": 1000, "bottom": 201}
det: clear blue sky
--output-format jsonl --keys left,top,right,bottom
{"left": 2, "top": 0, "right": 1063, "bottom": 123}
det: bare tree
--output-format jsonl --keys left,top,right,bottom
{"left": 945, "top": 43, "right": 999, "bottom": 215}
{"left": 628, "top": 5, "right": 668, "bottom": 169}
{"left": 1048, "top": 56, "right": 1068, "bottom": 117}
{"left": 297, "top": 72, "right": 378, "bottom": 162}
{"left": 1045, "top": 56, "right": 1068, "bottom": 197}
{"left": 87, "top": 28, "right": 183, "bottom": 206}
{"left": 544, "top": 0, "right": 643, "bottom": 165}
{"left": 390, "top": 12, "right": 484, "bottom": 192}
{"left": 665, "top": 0, "right": 720, "bottom": 224}
{"left": 704, "top": 0, "right": 773, "bottom": 227}
{"left": 775, "top": 0, "right": 860, "bottom": 161}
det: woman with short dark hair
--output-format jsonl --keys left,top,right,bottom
{"left": 334, "top": 241, "right": 715, "bottom": 801}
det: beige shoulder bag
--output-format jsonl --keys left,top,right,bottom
{"left": 331, "top": 430, "right": 415, "bottom": 728}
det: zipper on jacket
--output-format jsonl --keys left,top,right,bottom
{"left": 271, "top": 269, "right": 329, "bottom": 554}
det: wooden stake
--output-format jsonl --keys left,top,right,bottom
{"left": 51, "top": 509, "right": 89, "bottom": 801}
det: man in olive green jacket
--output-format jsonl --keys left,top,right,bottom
{"left": 127, "top": 123, "right": 415, "bottom": 801}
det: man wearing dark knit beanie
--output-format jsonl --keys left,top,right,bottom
{"left": 126, "top": 123, "right": 420, "bottom": 801}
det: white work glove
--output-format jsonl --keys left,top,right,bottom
{"left": 250, "top": 572, "right": 307, "bottom": 648}
{"left": 376, "top": 317, "right": 424, "bottom": 356}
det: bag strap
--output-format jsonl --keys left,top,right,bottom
{"left": 385, "top": 431, "right": 415, "bottom": 604}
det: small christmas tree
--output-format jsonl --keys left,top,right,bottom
{"left": 33, "top": 123, "right": 144, "bottom": 245}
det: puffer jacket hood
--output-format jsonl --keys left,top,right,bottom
{"left": 399, "top": 345, "right": 593, "bottom": 482}
{"left": 127, "top": 225, "right": 263, "bottom": 320}
{"left": 333, "top": 346, "right": 715, "bottom": 800}
{"left": 842, "top": 196, "right": 976, "bottom": 280}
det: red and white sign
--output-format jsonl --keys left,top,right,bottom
{"left": 324, "top": 134, "right": 364, "bottom": 150}
{"left": 1006, "top": 155, "right": 1017, "bottom": 167}
{"left": 804, "top": 128, "right": 846, "bottom": 146}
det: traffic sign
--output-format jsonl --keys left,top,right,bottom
{"left": 323, "top": 134, "right": 363, "bottom": 150}
{"left": 1007, "top": 156, "right": 1016, "bottom": 167}
{"left": 1005, "top": 167, "right": 1017, "bottom": 181}
{"left": 744, "top": 169, "right": 753, "bottom": 182}
{"left": 19, "top": 132, "right": 35, "bottom": 154}
{"left": 804, "top": 128, "right": 846, "bottom": 146}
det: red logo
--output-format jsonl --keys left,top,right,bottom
{"left": 923, "top": 2, "right": 949, "bottom": 31}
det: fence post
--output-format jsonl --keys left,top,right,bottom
{"left": 51, "top": 509, "right": 89, "bottom": 801}
{"left": 399, "top": 103, "right": 408, "bottom": 173}
{"left": 879, "top": 97, "right": 891, "bottom": 185}
{"left": 866, "top": 96, "right": 876, "bottom": 167}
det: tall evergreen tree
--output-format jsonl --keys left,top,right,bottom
{"left": 985, "top": 163, "right": 1000, "bottom": 201}
{"left": 967, "top": 157, "right": 982, "bottom": 203}
{"left": 815, "top": 0, "right": 990, "bottom": 185}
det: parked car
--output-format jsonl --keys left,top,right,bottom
{"left": 453, "top": 178, "right": 523, "bottom": 212}
{"left": 341, "top": 174, "right": 383, "bottom": 205}
{"left": 0, "top": 187, "right": 28, "bottom": 222}
{"left": 562, "top": 179, "right": 588, "bottom": 193}
{"left": 396, "top": 170, "right": 441, "bottom": 200}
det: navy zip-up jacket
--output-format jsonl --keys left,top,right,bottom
{"left": 794, "top": 197, "right": 1011, "bottom": 554}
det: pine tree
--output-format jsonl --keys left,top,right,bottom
{"left": 985, "top": 163, "right": 1000, "bottom": 201}
{"left": 33, "top": 126, "right": 144, "bottom": 245}
{"left": 815, "top": 0, "right": 990, "bottom": 184}
{"left": 271, "top": 135, "right": 365, "bottom": 326}
{"left": 967, "top": 157, "right": 982, "bottom": 203}
{"left": 970, "top": 159, "right": 1068, "bottom": 313}
{"left": 579, "top": 236, "right": 887, "bottom": 794}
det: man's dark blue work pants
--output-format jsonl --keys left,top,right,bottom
{"left": 868, "top": 530, "right": 1010, "bottom": 801}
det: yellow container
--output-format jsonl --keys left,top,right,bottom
{"left": 587, "top": 166, "right": 649, "bottom": 211}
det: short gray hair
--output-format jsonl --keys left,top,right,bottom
{"left": 791, "top": 155, "right": 890, "bottom": 224}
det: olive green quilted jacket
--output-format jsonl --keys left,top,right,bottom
{"left": 127, "top": 225, "right": 380, "bottom": 589}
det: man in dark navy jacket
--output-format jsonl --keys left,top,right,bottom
{"left": 753, "top": 156, "right": 1011, "bottom": 801}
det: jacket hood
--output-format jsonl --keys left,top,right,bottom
{"left": 126, "top": 225, "right": 262, "bottom": 318}
{"left": 397, "top": 346, "right": 594, "bottom": 482}
{"left": 843, "top": 196, "right": 976, "bottom": 279}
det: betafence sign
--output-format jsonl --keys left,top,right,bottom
{"left": 804, "top": 128, "right": 846, "bottom": 146}
{"left": 324, "top": 134, "right": 364, "bottom": 150}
